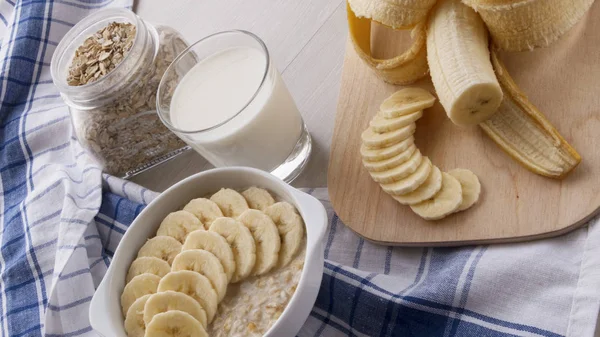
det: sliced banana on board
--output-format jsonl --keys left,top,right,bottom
{"left": 370, "top": 149, "right": 423, "bottom": 184}
{"left": 144, "top": 291, "right": 207, "bottom": 329}
{"left": 183, "top": 230, "right": 236, "bottom": 283}
{"left": 121, "top": 273, "right": 160, "bottom": 316}
{"left": 264, "top": 202, "right": 305, "bottom": 267}
{"left": 124, "top": 294, "right": 151, "bottom": 337}
{"left": 380, "top": 157, "right": 432, "bottom": 195}
{"left": 242, "top": 187, "right": 275, "bottom": 211}
{"left": 157, "top": 210, "right": 204, "bottom": 243}
{"left": 238, "top": 209, "right": 281, "bottom": 276}
{"left": 172, "top": 249, "right": 228, "bottom": 302}
{"left": 362, "top": 144, "right": 417, "bottom": 172}
{"left": 209, "top": 217, "right": 256, "bottom": 283}
{"left": 361, "top": 123, "right": 416, "bottom": 149}
{"left": 370, "top": 110, "right": 422, "bottom": 133}
{"left": 360, "top": 136, "right": 415, "bottom": 162}
{"left": 379, "top": 88, "right": 436, "bottom": 118}
{"left": 126, "top": 256, "right": 171, "bottom": 283}
{"left": 158, "top": 270, "right": 218, "bottom": 323}
{"left": 145, "top": 310, "right": 208, "bottom": 337}
{"left": 410, "top": 172, "right": 463, "bottom": 220}
{"left": 448, "top": 169, "right": 481, "bottom": 212}
{"left": 183, "top": 198, "right": 223, "bottom": 226}
{"left": 427, "top": 0, "right": 503, "bottom": 126}
{"left": 392, "top": 165, "right": 443, "bottom": 205}
{"left": 137, "top": 236, "right": 182, "bottom": 265}
{"left": 210, "top": 188, "right": 250, "bottom": 218}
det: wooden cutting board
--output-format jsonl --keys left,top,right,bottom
{"left": 328, "top": 4, "right": 600, "bottom": 246}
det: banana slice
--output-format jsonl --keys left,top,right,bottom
{"left": 370, "top": 149, "right": 423, "bottom": 184}
{"left": 448, "top": 169, "right": 481, "bottom": 212}
{"left": 144, "top": 291, "right": 207, "bottom": 329}
{"left": 183, "top": 198, "right": 224, "bottom": 226}
{"left": 209, "top": 217, "right": 256, "bottom": 283}
{"left": 242, "top": 187, "right": 276, "bottom": 211}
{"left": 427, "top": 0, "right": 503, "bottom": 126}
{"left": 137, "top": 236, "right": 182, "bottom": 265}
{"left": 362, "top": 144, "right": 417, "bottom": 172}
{"left": 264, "top": 202, "right": 305, "bottom": 267}
{"left": 361, "top": 123, "right": 416, "bottom": 149}
{"left": 183, "top": 230, "right": 236, "bottom": 283}
{"left": 238, "top": 209, "right": 281, "bottom": 276}
{"left": 410, "top": 172, "right": 463, "bottom": 220}
{"left": 172, "top": 250, "right": 228, "bottom": 302}
{"left": 210, "top": 188, "right": 250, "bottom": 218}
{"left": 121, "top": 273, "right": 160, "bottom": 316}
{"left": 124, "top": 294, "right": 151, "bottom": 337}
{"left": 126, "top": 257, "right": 170, "bottom": 284}
{"left": 371, "top": 110, "right": 423, "bottom": 133}
{"left": 392, "top": 165, "right": 443, "bottom": 205}
{"left": 145, "top": 310, "right": 208, "bottom": 337}
{"left": 380, "top": 88, "right": 436, "bottom": 118}
{"left": 158, "top": 270, "right": 218, "bottom": 323}
{"left": 380, "top": 157, "right": 432, "bottom": 195}
{"left": 360, "top": 136, "right": 414, "bottom": 162}
{"left": 348, "top": 0, "right": 437, "bottom": 29}
{"left": 157, "top": 210, "right": 204, "bottom": 243}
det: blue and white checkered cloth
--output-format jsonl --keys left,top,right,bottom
{"left": 2, "top": 1, "right": 600, "bottom": 336}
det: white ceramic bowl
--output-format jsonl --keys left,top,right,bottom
{"left": 89, "top": 167, "right": 328, "bottom": 336}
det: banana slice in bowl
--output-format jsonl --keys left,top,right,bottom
{"left": 89, "top": 167, "right": 328, "bottom": 337}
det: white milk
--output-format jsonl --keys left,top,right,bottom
{"left": 170, "top": 47, "right": 303, "bottom": 171}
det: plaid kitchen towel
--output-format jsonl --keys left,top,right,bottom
{"left": 2, "top": 1, "right": 600, "bottom": 337}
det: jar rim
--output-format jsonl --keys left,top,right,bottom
{"left": 156, "top": 30, "right": 271, "bottom": 134}
{"left": 50, "top": 8, "right": 156, "bottom": 109}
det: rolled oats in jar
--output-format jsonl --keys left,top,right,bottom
{"left": 50, "top": 8, "right": 189, "bottom": 177}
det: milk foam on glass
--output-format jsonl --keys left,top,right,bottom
{"left": 157, "top": 30, "right": 311, "bottom": 182}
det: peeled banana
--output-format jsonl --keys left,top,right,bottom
{"left": 448, "top": 168, "right": 481, "bottom": 212}
{"left": 427, "top": 0, "right": 503, "bottom": 126}
{"left": 362, "top": 144, "right": 417, "bottom": 172}
{"left": 463, "top": 0, "right": 595, "bottom": 52}
{"left": 480, "top": 51, "right": 581, "bottom": 179}
{"left": 361, "top": 123, "right": 416, "bottom": 149}
{"left": 379, "top": 88, "right": 435, "bottom": 118}
{"left": 369, "top": 149, "right": 423, "bottom": 183}
{"left": 360, "top": 136, "right": 415, "bottom": 162}
{"left": 370, "top": 110, "right": 423, "bottom": 133}
{"left": 380, "top": 156, "right": 432, "bottom": 195}
{"left": 144, "top": 310, "right": 208, "bottom": 337}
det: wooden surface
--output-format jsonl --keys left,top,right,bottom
{"left": 328, "top": 4, "right": 600, "bottom": 246}
{"left": 132, "top": 0, "right": 347, "bottom": 191}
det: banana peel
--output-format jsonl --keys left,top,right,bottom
{"left": 347, "top": 2, "right": 429, "bottom": 85}
{"left": 480, "top": 51, "right": 581, "bottom": 179}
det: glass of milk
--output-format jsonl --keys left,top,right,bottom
{"left": 157, "top": 30, "right": 311, "bottom": 183}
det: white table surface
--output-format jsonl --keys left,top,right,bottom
{"left": 132, "top": 0, "right": 347, "bottom": 191}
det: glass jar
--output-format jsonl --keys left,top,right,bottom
{"left": 50, "top": 8, "right": 189, "bottom": 178}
